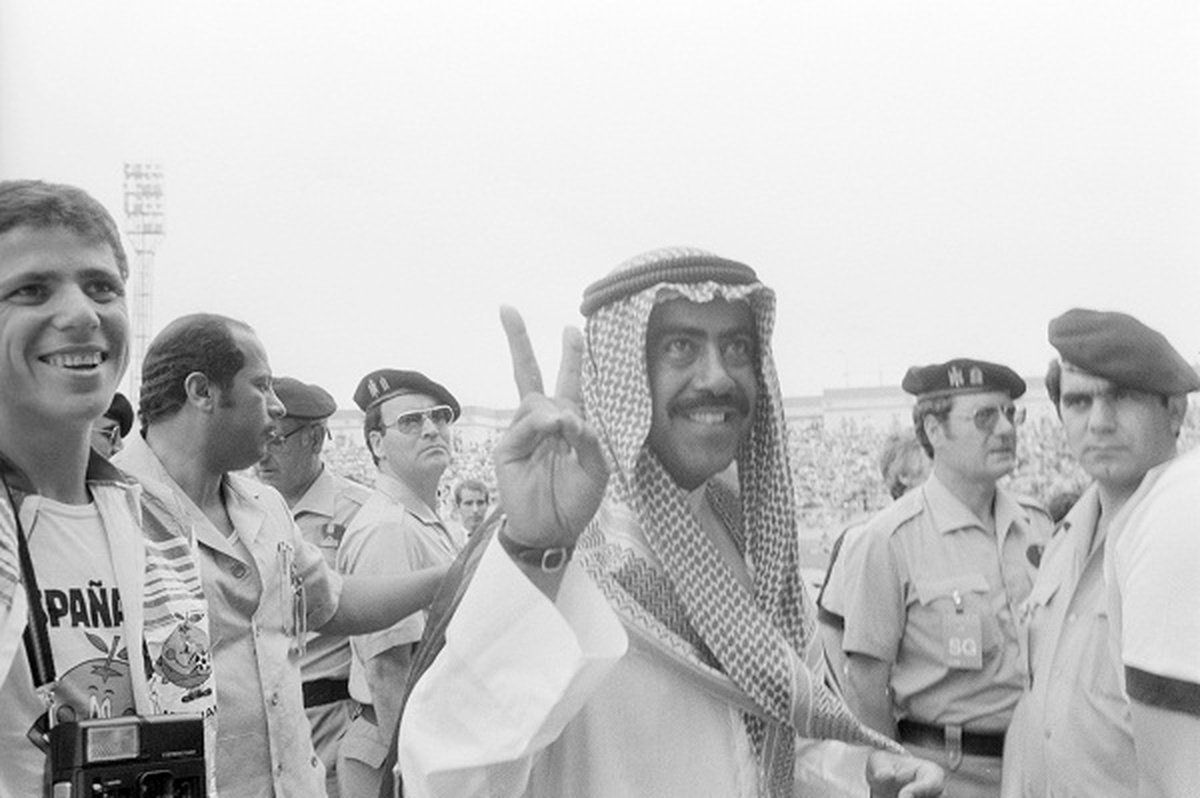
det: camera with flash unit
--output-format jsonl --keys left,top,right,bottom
{"left": 48, "top": 714, "right": 205, "bottom": 797}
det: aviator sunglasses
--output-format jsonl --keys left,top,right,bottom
{"left": 952, "top": 403, "right": 1026, "bottom": 433}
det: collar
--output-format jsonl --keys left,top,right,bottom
{"left": 921, "top": 471, "right": 1026, "bottom": 538}
{"left": 0, "top": 446, "right": 135, "bottom": 497}
{"left": 373, "top": 470, "right": 440, "bottom": 525}
{"left": 291, "top": 466, "right": 339, "bottom": 518}
{"left": 116, "top": 434, "right": 263, "bottom": 557}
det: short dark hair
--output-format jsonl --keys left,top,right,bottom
{"left": 1045, "top": 358, "right": 1062, "bottom": 409}
{"left": 0, "top": 180, "right": 128, "bottom": 279}
{"left": 454, "top": 478, "right": 489, "bottom": 505}
{"left": 912, "top": 395, "right": 955, "bottom": 458}
{"left": 363, "top": 405, "right": 384, "bottom": 466}
{"left": 139, "top": 314, "right": 252, "bottom": 430}
{"left": 1046, "top": 357, "right": 1170, "bottom": 414}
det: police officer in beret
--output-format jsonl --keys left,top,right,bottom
{"left": 834, "top": 358, "right": 1052, "bottom": 798}
{"left": 337, "top": 369, "right": 469, "bottom": 798}
{"left": 1002, "top": 309, "right": 1199, "bottom": 798}
{"left": 254, "top": 377, "right": 371, "bottom": 798}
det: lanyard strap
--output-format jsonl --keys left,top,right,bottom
{"left": 4, "top": 478, "right": 56, "bottom": 688}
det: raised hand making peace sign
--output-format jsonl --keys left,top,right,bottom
{"left": 493, "top": 306, "right": 609, "bottom": 559}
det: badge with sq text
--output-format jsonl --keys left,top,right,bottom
{"left": 943, "top": 612, "right": 983, "bottom": 670}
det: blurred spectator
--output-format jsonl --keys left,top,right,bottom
{"left": 453, "top": 478, "right": 490, "bottom": 535}
{"left": 90, "top": 391, "right": 134, "bottom": 458}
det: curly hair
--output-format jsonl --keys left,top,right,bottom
{"left": 139, "top": 313, "right": 253, "bottom": 430}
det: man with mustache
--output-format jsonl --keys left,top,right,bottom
{"left": 0, "top": 180, "right": 215, "bottom": 796}
{"left": 399, "top": 247, "right": 943, "bottom": 797}
{"left": 116, "top": 321, "right": 448, "bottom": 798}
{"left": 834, "top": 358, "right": 1052, "bottom": 798}
{"left": 1002, "top": 309, "right": 1199, "bottom": 797}
{"left": 337, "top": 369, "right": 468, "bottom": 798}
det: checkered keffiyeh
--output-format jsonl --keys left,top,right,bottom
{"left": 578, "top": 247, "right": 900, "bottom": 796}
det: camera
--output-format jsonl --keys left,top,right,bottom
{"left": 48, "top": 714, "right": 205, "bottom": 797}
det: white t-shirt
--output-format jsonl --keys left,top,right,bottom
{"left": 0, "top": 497, "right": 132, "bottom": 795}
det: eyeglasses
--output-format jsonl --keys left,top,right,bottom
{"left": 385, "top": 405, "right": 455, "bottom": 435}
{"left": 952, "top": 404, "right": 1026, "bottom": 432}
{"left": 266, "top": 423, "right": 324, "bottom": 449}
{"left": 94, "top": 425, "right": 122, "bottom": 446}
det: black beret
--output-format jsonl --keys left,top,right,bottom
{"left": 1048, "top": 308, "right": 1200, "bottom": 395}
{"left": 104, "top": 392, "right": 134, "bottom": 438}
{"left": 273, "top": 377, "right": 337, "bottom": 420}
{"left": 902, "top": 358, "right": 1026, "bottom": 399}
{"left": 352, "top": 369, "right": 461, "bottom": 418}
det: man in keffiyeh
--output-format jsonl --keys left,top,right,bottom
{"left": 398, "top": 247, "right": 943, "bottom": 797}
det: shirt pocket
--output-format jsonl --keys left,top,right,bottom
{"left": 911, "top": 573, "right": 1001, "bottom": 657}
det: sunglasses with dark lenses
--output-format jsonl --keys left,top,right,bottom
{"left": 387, "top": 405, "right": 455, "bottom": 435}
{"left": 954, "top": 404, "right": 1026, "bottom": 433}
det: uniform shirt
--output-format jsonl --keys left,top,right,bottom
{"left": 1001, "top": 484, "right": 1134, "bottom": 797}
{"left": 840, "top": 473, "right": 1051, "bottom": 731}
{"left": 291, "top": 467, "right": 370, "bottom": 684}
{"left": 340, "top": 471, "right": 465, "bottom": 705}
{"left": 117, "top": 436, "right": 342, "bottom": 798}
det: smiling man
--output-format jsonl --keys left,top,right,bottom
{"left": 1002, "top": 309, "right": 1199, "bottom": 798}
{"left": 399, "top": 247, "right": 943, "bottom": 798}
{"left": 835, "top": 358, "right": 1052, "bottom": 798}
{"left": 115, "top": 319, "right": 448, "bottom": 798}
{"left": 337, "top": 369, "right": 467, "bottom": 797}
{"left": 0, "top": 181, "right": 214, "bottom": 794}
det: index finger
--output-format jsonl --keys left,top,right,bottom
{"left": 500, "top": 305, "right": 545, "bottom": 398}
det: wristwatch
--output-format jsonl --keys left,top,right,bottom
{"left": 497, "top": 528, "right": 574, "bottom": 572}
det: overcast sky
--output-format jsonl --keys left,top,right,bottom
{"left": 3, "top": 2, "right": 1197, "bottom": 410}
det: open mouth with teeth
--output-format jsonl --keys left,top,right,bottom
{"left": 681, "top": 409, "right": 740, "bottom": 425}
{"left": 40, "top": 351, "right": 107, "bottom": 369}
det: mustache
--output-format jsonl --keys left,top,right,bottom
{"left": 670, "top": 390, "right": 753, "bottom": 417}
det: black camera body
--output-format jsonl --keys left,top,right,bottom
{"left": 48, "top": 714, "right": 206, "bottom": 797}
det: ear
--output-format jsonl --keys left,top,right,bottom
{"left": 1167, "top": 394, "right": 1189, "bottom": 437}
{"left": 922, "top": 413, "right": 945, "bottom": 449}
{"left": 183, "top": 372, "right": 216, "bottom": 410}
{"left": 367, "top": 429, "right": 386, "bottom": 461}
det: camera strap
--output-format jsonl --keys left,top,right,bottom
{"left": 3, "top": 477, "right": 57, "bottom": 699}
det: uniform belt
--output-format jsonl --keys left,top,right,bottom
{"left": 897, "top": 719, "right": 1004, "bottom": 758}
{"left": 302, "top": 677, "right": 350, "bottom": 708}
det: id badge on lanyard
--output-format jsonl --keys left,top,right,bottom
{"left": 943, "top": 589, "right": 984, "bottom": 670}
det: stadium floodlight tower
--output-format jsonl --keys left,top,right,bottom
{"left": 122, "top": 162, "right": 165, "bottom": 401}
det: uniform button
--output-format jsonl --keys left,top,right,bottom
{"left": 231, "top": 563, "right": 248, "bottom": 579}
{"left": 276, "top": 763, "right": 284, "bottom": 776}
{"left": 311, "top": 755, "right": 319, "bottom": 767}
{"left": 270, "top": 691, "right": 280, "bottom": 706}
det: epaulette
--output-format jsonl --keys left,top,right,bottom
{"left": 864, "top": 488, "right": 925, "bottom": 539}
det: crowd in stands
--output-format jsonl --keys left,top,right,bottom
{"left": 320, "top": 403, "right": 1200, "bottom": 541}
